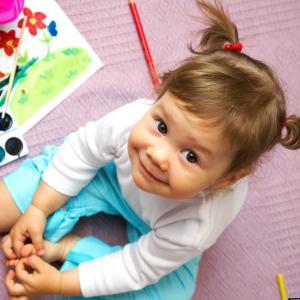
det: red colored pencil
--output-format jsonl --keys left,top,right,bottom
{"left": 129, "top": 0, "right": 160, "bottom": 87}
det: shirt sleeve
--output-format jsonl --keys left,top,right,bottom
{"left": 78, "top": 197, "right": 214, "bottom": 297}
{"left": 42, "top": 99, "right": 150, "bottom": 196}
{"left": 78, "top": 225, "right": 203, "bottom": 297}
{"left": 201, "top": 176, "right": 248, "bottom": 249}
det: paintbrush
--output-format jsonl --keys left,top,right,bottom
{"left": 1, "top": 15, "right": 27, "bottom": 120}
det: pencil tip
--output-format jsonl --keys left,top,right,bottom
{"left": 129, "top": 0, "right": 135, "bottom": 4}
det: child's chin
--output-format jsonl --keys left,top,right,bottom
{"left": 131, "top": 172, "right": 156, "bottom": 194}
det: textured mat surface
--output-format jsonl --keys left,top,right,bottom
{"left": 0, "top": 0, "right": 300, "bottom": 299}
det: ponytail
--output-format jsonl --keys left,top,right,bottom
{"left": 191, "top": 0, "right": 239, "bottom": 53}
{"left": 281, "top": 115, "right": 300, "bottom": 149}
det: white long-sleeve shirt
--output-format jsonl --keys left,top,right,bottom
{"left": 42, "top": 98, "right": 248, "bottom": 297}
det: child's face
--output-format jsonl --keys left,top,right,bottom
{"left": 128, "top": 92, "right": 233, "bottom": 200}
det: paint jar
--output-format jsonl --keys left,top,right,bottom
{"left": 0, "top": 146, "right": 5, "bottom": 163}
{"left": 0, "top": 0, "right": 25, "bottom": 24}
{"left": 0, "top": 109, "right": 28, "bottom": 167}
{"left": 0, "top": 128, "right": 28, "bottom": 166}
{"left": 0, "top": 112, "right": 13, "bottom": 131}
{"left": 5, "top": 136, "right": 23, "bottom": 155}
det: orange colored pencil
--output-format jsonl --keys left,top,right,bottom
{"left": 129, "top": 0, "right": 160, "bottom": 87}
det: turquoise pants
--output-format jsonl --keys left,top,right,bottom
{"left": 4, "top": 146, "right": 200, "bottom": 300}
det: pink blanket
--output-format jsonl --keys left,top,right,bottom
{"left": 1, "top": 0, "right": 299, "bottom": 299}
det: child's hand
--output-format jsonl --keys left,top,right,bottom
{"left": 5, "top": 255, "right": 61, "bottom": 297}
{"left": 3, "top": 235, "right": 45, "bottom": 269}
{"left": 5, "top": 269, "right": 31, "bottom": 299}
{"left": 5, "top": 269, "right": 30, "bottom": 300}
{"left": 2, "top": 235, "right": 33, "bottom": 266}
{"left": 9, "top": 204, "right": 47, "bottom": 257}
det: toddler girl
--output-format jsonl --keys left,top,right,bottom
{"left": 1, "top": 0, "right": 300, "bottom": 299}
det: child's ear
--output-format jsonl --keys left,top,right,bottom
{"left": 213, "top": 168, "right": 250, "bottom": 189}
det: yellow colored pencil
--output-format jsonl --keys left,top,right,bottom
{"left": 277, "top": 273, "right": 288, "bottom": 300}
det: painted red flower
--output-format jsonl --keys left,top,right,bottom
{"left": 0, "top": 30, "right": 19, "bottom": 56}
{"left": 0, "top": 72, "right": 5, "bottom": 78}
{"left": 18, "top": 7, "right": 46, "bottom": 36}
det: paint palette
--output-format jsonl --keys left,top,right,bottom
{"left": 0, "top": 108, "right": 28, "bottom": 167}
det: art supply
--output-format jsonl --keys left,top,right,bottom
{"left": 129, "top": 0, "right": 160, "bottom": 87}
{"left": 6, "top": 136, "right": 24, "bottom": 155}
{"left": 0, "top": 14, "right": 28, "bottom": 167}
{"left": 0, "top": 109, "right": 28, "bottom": 166}
{"left": 277, "top": 273, "right": 288, "bottom": 300}
{"left": 0, "top": 0, "right": 103, "bottom": 134}
{"left": 0, "top": 0, "right": 25, "bottom": 24}
{"left": 0, "top": 128, "right": 28, "bottom": 165}
{"left": 0, "top": 109, "right": 28, "bottom": 168}
{"left": 1, "top": 15, "right": 27, "bottom": 119}
{"left": 0, "top": 0, "right": 104, "bottom": 167}
{"left": 0, "top": 112, "right": 13, "bottom": 131}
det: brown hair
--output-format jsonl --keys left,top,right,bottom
{"left": 157, "top": 0, "right": 300, "bottom": 178}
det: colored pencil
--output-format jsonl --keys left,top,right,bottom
{"left": 277, "top": 273, "right": 288, "bottom": 300}
{"left": 1, "top": 16, "right": 27, "bottom": 119}
{"left": 129, "top": 0, "right": 160, "bottom": 87}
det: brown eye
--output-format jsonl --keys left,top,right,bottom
{"left": 182, "top": 150, "right": 198, "bottom": 163}
{"left": 155, "top": 119, "right": 167, "bottom": 134}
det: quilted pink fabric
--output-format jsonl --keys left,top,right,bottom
{"left": 1, "top": 0, "right": 299, "bottom": 299}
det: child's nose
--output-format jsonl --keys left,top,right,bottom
{"left": 146, "top": 146, "right": 169, "bottom": 171}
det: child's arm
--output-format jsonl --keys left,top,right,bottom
{"left": 8, "top": 103, "right": 131, "bottom": 257}
{"left": 7, "top": 180, "right": 69, "bottom": 257}
{"left": 31, "top": 180, "right": 69, "bottom": 216}
{"left": 7, "top": 101, "right": 141, "bottom": 258}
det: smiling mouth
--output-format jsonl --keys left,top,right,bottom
{"left": 139, "top": 159, "right": 167, "bottom": 184}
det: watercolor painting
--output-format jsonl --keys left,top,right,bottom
{"left": 0, "top": 0, "right": 103, "bottom": 133}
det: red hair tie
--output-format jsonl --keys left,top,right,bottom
{"left": 223, "top": 42, "right": 243, "bottom": 52}
{"left": 283, "top": 117, "right": 288, "bottom": 126}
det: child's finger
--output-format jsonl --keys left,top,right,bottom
{"left": 8, "top": 295, "right": 29, "bottom": 300}
{"left": 5, "top": 269, "right": 27, "bottom": 297}
{"left": 12, "top": 234, "right": 27, "bottom": 258}
{"left": 21, "top": 255, "right": 44, "bottom": 272}
{"left": 6, "top": 258, "right": 19, "bottom": 267}
{"left": 5, "top": 269, "right": 15, "bottom": 282}
{"left": 15, "top": 260, "right": 33, "bottom": 285}
{"left": 5, "top": 248, "right": 18, "bottom": 260}
{"left": 1, "top": 235, "right": 17, "bottom": 259}
{"left": 15, "top": 255, "right": 47, "bottom": 284}
{"left": 29, "top": 229, "right": 44, "bottom": 255}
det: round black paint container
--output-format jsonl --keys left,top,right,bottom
{"left": 0, "top": 113, "right": 13, "bottom": 131}
{"left": 5, "top": 137, "right": 23, "bottom": 156}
